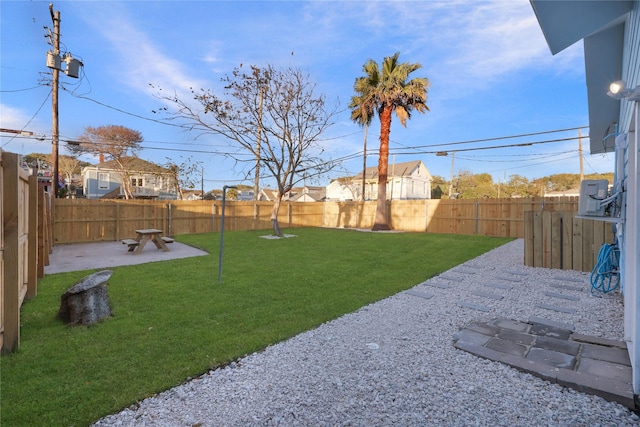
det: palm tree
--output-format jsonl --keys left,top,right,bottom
{"left": 349, "top": 52, "right": 429, "bottom": 230}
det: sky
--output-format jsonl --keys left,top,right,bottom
{"left": 1, "top": 0, "right": 615, "bottom": 192}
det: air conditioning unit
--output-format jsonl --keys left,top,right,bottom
{"left": 578, "top": 180, "right": 609, "bottom": 216}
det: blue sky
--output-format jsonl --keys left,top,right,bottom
{"left": 1, "top": 0, "right": 613, "bottom": 191}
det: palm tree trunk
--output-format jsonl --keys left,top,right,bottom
{"left": 373, "top": 105, "right": 392, "bottom": 231}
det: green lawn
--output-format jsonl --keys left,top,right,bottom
{"left": 1, "top": 228, "right": 512, "bottom": 426}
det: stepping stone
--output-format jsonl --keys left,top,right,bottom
{"left": 506, "top": 270, "right": 529, "bottom": 276}
{"left": 536, "top": 303, "right": 577, "bottom": 314}
{"left": 458, "top": 301, "right": 491, "bottom": 312}
{"left": 499, "top": 329, "right": 536, "bottom": 346}
{"left": 554, "top": 276, "right": 584, "bottom": 283}
{"left": 482, "top": 283, "right": 513, "bottom": 290}
{"left": 405, "top": 289, "right": 434, "bottom": 300}
{"left": 423, "top": 281, "right": 450, "bottom": 289}
{"left": 471, "top": 290, "right": 503, "bottom": 301}
{"left": 453, "top": 329, "right": 492, "bottom": 346}
{"left": 529, "top": 316, "right": 574, "bottom": 332}
{"left": 496, "top": 275, "right": 522, "bottom": 282}
{"left": 453, "top": 269, "right": 477, "bottom": 275}
{"left": 527, "top": 347, "right": 576, "bottom": 369}
{"left": 550, "top": 283, "right": 583, "bottom": 292}
{"left": 545, "top": 291, "right": 580, "bottom": 302}
{"left": 486, "top": 337, "right": 527, "bottom": 357}
{"left": 535, "top": 335, "right": 581, "bottom": 355}
{"left": 440, "top": 274, "right": 464, "bottom": 282}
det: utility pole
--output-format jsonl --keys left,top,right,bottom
{"left": 47, "top": 3, "right": 82, "bottom": 198}
{"left": 578, "top": 129, "right": 584, "bottom": 181}
{"left": 50, "top": 4, "right": 61, "bottom": 198}
{"left": 448, "top": 152, "right": 455, "bottom": 198}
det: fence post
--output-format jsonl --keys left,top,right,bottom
{"left": 254, "top": 203, "right": 258, "bottom": 230}
{"left": 27, "top": 175, "right": 37, "bottom": 299}
{"left": 2, "top": 152, "right": 20, "bottom": 354}
{"left": 475, "top": 200, "right": 479, "bottom": 235}
{"left": 211, "top": 203, "right": 216, "bottom": 232}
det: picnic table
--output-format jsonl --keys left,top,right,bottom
{"left": 122, "top": 229, "right": 173, "bottom": 255}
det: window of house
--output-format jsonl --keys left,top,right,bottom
{"left": 98, "top": 172, "right": 109, "bottom": 190}
{"left": 131, "top": 177, "right": 143, "bottom": 187}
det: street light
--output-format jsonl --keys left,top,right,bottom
{"left": 218, "top": 185, "right": 237, "bottom": 283}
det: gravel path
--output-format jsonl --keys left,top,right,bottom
{"left": 93, "top": 239, "right": 639, "bottom": 426}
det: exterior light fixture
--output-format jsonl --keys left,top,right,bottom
{"left": 607, "top": 80, "right": 640, "bottom": 101}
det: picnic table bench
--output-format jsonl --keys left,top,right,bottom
{"left": 121, "top": 229, "right": 173, "bottom": 255}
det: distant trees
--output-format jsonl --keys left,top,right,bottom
{"left": 350, "top": 52, "right": 429, "bottom": 230}
{"left": 69, "top": 125, "right": 144, "bottom": 199}
{"left": 156, "top": 65, "right": 339, "bottom": 236}
{"left": 444, "top": 171, "right": 613, "bottom": 199}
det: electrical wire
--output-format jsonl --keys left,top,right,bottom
{"left": 1, "top": 89, "right": 52, "bottom": 149}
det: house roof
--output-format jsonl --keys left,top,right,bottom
{"left": 91, "top": 157, "right": 171, "bottom": 173}
{"left": 289, "top": 186, "right": 326, "bottom": 202}
{"left": 351, "top": 160, "right": 429, "bottom": 180}
{"left": 530, "top": 0, "right": 634, "bottom": 154}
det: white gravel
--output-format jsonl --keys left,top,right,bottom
{"left": 93, "top": 239, "right": 639, "bottom": 426}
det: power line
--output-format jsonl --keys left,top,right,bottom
{"left": 399, "top": 126, "right": 589, "bottom": 150}
{"left": 389, "top": 135, "right": 588, "bottom": 156}
{"left": 1, "top": 90, "right": 52, "bottom": 148}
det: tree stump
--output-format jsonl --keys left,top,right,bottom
{"left": 59, "top": 270, "right": 113, "bottom": 326}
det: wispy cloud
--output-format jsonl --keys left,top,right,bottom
{"left": 79, "top": 4, "right": 206, "bottom": 100}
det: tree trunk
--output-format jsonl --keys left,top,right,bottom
{"left": 372, "top": 105, "right": 392, "bottom": 231}
{"left": 271, "top": 193, "right": 283, "bottom": 237}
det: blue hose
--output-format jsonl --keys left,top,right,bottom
{"left": 590, "top": 243, "right": 620, "bottom": 294}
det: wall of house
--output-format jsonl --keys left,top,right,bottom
{"left": 82, "top": 167, "right": 177, "bottom": 199}
{"left": 618, "top": 2, "right": 640, "bottom": 394}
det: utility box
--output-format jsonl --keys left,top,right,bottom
{"left": 578, "top": 179, "right": 609, "bottom": 216}
{"left": 64, "top": 56, "right": 81, "bottom": 78}
{"left": 46, "top": 51, "right": 61, "bottom": 70}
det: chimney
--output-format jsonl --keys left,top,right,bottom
{"left": 99, "top": 153, "right": 104, "bottom": 163}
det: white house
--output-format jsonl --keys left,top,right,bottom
{"left": 326, "top": 160, "right": 432, "bottom": 201}
{"left": 532, "top": 0, "right": 639, "bottom": 393}
{"left": 82, "top": 157, "right": 178, "bottom": 200}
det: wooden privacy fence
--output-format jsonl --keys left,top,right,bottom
{"left": 52, "top": 196, "right": 579, "bottom": 243}
{"left": 53, "top": 197, "right": 608, "bottom": 272}
{"left": 1, "top": 151, "right": 52, "bottom": 354}
{"left": 524, "top": 210, "right": 615, "bottom": 272}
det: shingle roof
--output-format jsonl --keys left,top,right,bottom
{"left": 352, "top": 160, "right": 425, "bottom": 180}
{"left": 93, "top": 156, "right": 170, "bottom": 173}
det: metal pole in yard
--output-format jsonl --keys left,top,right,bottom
{"left": 218, "top": 185, "right": 237, "bottom": 283}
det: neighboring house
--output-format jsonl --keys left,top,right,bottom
{"left": 237, "top": 190, "right": 255, "bottom": 201}
{"left": 258, "top": 188, "right": 298, "bottom": 202}
{"left": 532, "top": 1, "right": 640, "bottom": 393}
{"left": 182, "top": 189, "right": 203, "bottom": 200}
{"left": 289, "top": 186, "right": 326, "bottom": 202}
{"left": 326, "top": 160, "right": 432, "bottom": 201}
{"left": 82, "top": 157, "right": 178, "bottom": 200}
{"left": 544, "top": 189, "right": 580, "bottom": 198}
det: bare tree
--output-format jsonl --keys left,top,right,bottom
{"left": 156, "top": 65, "right": 339, "bottom": 236}
{"left": 69, "top": 125, "right": 144, "bottom": 199}
{"left": 163, "top": 156, "right": 203, "bottom": 200}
